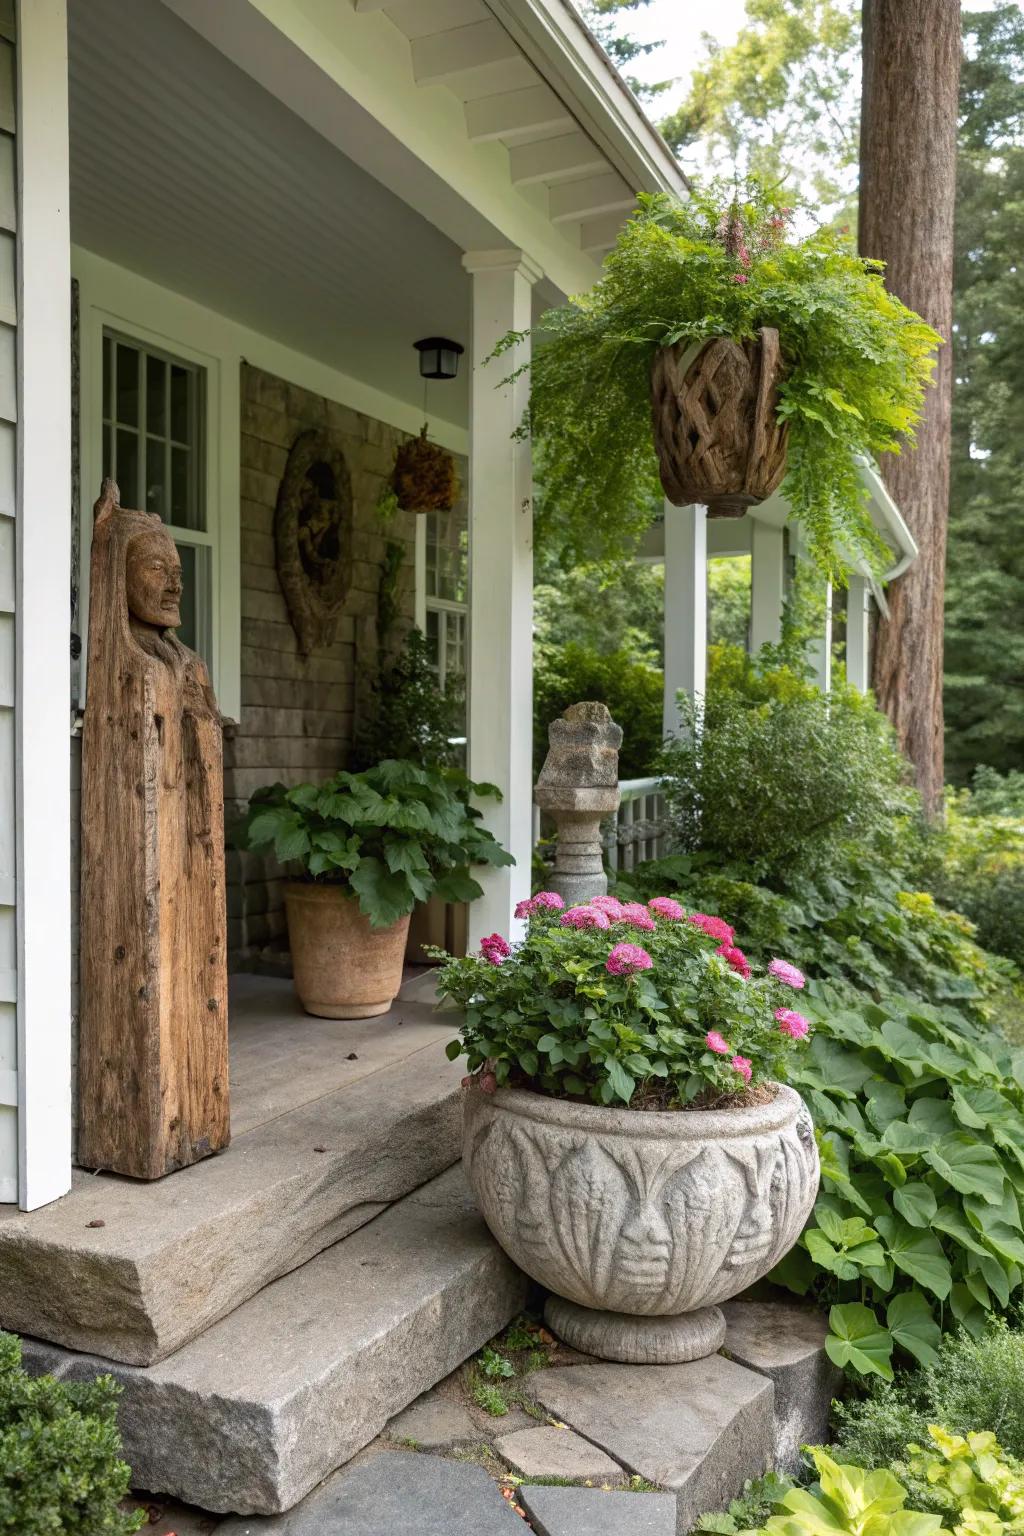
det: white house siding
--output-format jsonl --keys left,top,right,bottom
{"left": 0, "top": 0, "right": 17, "bottom": 1203}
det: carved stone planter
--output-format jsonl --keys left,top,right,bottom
{"left": 650, "top": 327, "right": 789, "bottom": 516}
{"left": 464, "top": 1082, "right": 818, "bottom": 1363}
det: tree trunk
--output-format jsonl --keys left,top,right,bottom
{"left": 859, "top": 0, "right": 960, "bottom": 818}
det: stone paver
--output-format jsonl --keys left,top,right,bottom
{"left": 387, "top": 1392, "right": 481, "bottom": 1450}
{"left": 722, "top": 1299, "right": 841, "bottom": 1473}
{"left": 527, "top": 1356, "right": 774, "bottom": 1533}
{"left": 495, "top": 1423, "right": 623, "bottom": 1481}
{"left": 520, "top": 1484, "right": 678, "bottom": 1536}
{"left": 215, "top": 1451, "right": 524, "bottom": 1535}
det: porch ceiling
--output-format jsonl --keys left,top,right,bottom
{"left": 67, "top": 0, "right": 475, "bottom": 420}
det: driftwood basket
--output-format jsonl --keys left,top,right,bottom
{"left": 650, "top": 326, "right": 789, "bottom": 517}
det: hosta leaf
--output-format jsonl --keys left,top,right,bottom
{"left": 805, "top": 1037, "right": 876, "bottom": 1098}
{"left": 932, "top": 1204, "right": 991, "bottom": 1259}
{"left": 875, "top": 1214, "right": 952, "bottom": 1300}
{"left": 825, "top": 1302, "right": 894, "bottom": 1381}
{"left": 968, "top": 1250, "right": 1012, "bottom": 1309}
{"left": 881, "top": 1120, "right": 932, "bottom": 1157}
{"left": 865, "top": 1081, "right": 908, "bottom": 1132}
{"left": 924, "top": 1136, "right": 1006, "bottom": 1206}
{"left": 949, "top": 1282, "right": 990, "bottom": 1339}
{"left": 877, "top": 1152, "right": 908, "bottom": 1189}
{"left": 893, "top": 1182, "right": 938, "bottom": 1228}
{"left": 886, "top": 1292, "right": 941, "bottom": 1367}
{"left": 908, "top": 1097, "right": 958, "bottom": 1138}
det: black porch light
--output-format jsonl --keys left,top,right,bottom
{"left": 414, "top": 336, "right": 464, "bottom": 380}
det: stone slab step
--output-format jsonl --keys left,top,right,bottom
{"left": 0, "top": 979, "right": 463, "bottom": 1365}
{"left": 22, "top": 1166, "right": 527, "bottom": 1516}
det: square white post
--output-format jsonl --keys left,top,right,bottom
{"left": 462, "top": 249, "right": 541, "bottom": 947}
{"left": 15, "top": 0, "right": 72, "bottom": 1208}
{"left": 663, "top": 502, "right": 707, "bottom": 738}
{"left": 808, "top": 581, "right": 834, "bottom": 694}
{"left": 749, "top": 519, "right": 785, "bottom": 654}
{"left": 846, "top": 573, "right": 872, "bottom": 692}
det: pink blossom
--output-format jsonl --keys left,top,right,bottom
{"left": 768, "top": 958, "right": 806, "bottom": 990}
{"left": 616, "top": 902, "right": 656, "bottom": 932}
{"left": 688, "top": 913, "right": 736, "bottom": 944}
{"left": 559, "top": 905, "right": 611, "bottom": 931}
{"left": 514, "top": 891, "right": 565, "bottom": 919}
{"left": 590, "top": 895, "right": 625, "bottom": 919}
{"left": 775, "top": 1007, "right": 810, "bottom": 1039}
{"left": 731, "top": 1055, "right": 753, "bottom": 1084}
{"left": 480, "top": 933, "right": 511, "bottom": 966}
{"left": 606, "top": 942, "right": 653, "bottom": 977}
{"left": 731, "top": 273, "right": 749, "bottom": 284}
{"left": 649, "top": 897, "right": 684, "bottom": 920}
{"left": 717, "top": 943, "right": 751, "bottom": 979}
{"left": 705, "top": 1030, "right": 730, "bottom": 1055}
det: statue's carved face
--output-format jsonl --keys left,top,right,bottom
{"left": 125, "top": 529, "right": 182, "bottom": 629}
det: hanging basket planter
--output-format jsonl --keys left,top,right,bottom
{"left": 649, "top": 326, "right": 790, "bottom": 518}
{"left": 391, "top": 424, "right": 460, "bottom": 514}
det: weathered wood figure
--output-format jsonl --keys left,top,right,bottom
{"left": 78, "top": 479, "right": 229, "bottom": 1178}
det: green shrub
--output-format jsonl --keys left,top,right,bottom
{"left": 914, "top": 779, "right": 1024, "bottom": 975}
{"left": 352, "top": 627, "right": 464, "bottom": 770}
{"left": 534, "top": 641, "right": 664, "bottom": 779}
{"left": 0, "top": 1331, "right": 142, "bottom": 1535}
{"left": 657, "top": 646, "right": 916, "bottom": 887}
{"left": 832, "top": 1321, "right": 1024, "bottom": 1469}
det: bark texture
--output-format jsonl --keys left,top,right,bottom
{"left": 859, "top": 0, "right": 960, "bottom": 816}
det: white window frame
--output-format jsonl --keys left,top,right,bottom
{"left": 415, "top": 504, "right": 470, "bottom": 710}
{"left": 75, "top": 258, "right": 241, "bottom": 721}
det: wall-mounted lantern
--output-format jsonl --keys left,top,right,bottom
{"left": 413, "top": 337, "right": 464, "bottom": 380}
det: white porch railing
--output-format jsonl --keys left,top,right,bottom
{"left": 604, "top": 777, "right": 670, "bottom": 872}
{"left": 532, "top": 776, "right": 671, "bottom": 870}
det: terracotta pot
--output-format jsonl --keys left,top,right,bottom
{"left": 464, "top": 1081, "right": 818, "bottom": 1363}
{"left": 284, "top": 883, "right": 411, "bottom": 1019}
{"left": 649, "top": 327, "right": 789, "bottom": 517}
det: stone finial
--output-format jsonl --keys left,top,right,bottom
{"left": 534, "top": 701, "right": 622, "bottom": 905}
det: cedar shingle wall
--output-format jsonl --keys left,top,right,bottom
{"left": 226, "top": 363, "right": 419, "bottom": 967}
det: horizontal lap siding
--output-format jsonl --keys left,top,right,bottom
{"left": 0, "top": 9, "right": 15, "bottom": 1203}
{"left": 227, "top": 363, "right": 418, "bottom": 968}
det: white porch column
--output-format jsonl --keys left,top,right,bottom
{"left": 462, "top": 249, "right": 540, "bottom": 946}
{"left": 662, "top": 503, "right": 707, "bottom": 738}
{"left": 12, "top": 0, "right": 72, "bottom": 1208}
{"left": 808, "top": 581, "right": 834, "bottom": 694}
{"left": 846, "top": 573, "right": 872, "bottom": 692}
{"left": 749, "top": 519, "right": 785, "bottom": 653}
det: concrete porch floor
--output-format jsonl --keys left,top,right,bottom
{"left": 227, "top": 967, "right": 447, "bottom": 1135}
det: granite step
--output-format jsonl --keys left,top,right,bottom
{"left": 0, "top": 973, "right": 464, "bottom": 1366}
{"left": 22, "top": 1164, "right": 527, "bottom": 1516}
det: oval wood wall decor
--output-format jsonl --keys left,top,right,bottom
{"left": 275, "top": 428, "right": 354, "bottom": 654}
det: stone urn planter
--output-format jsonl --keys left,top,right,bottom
{"left": 464, "top": 1081, "right": 818, "bottom": 1363}
{"left": 650, "top": 327, "right": 789, "bottom": 517}
{"left": 285, "top": 883, "right": 410, "bottom": 1019}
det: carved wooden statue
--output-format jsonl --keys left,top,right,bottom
{"left": 78, "top": 479, "right": 229, "bottom": 1179}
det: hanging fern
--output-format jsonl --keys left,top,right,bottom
{"left": 500, "top": 181, "right": 941, "bottom": 577}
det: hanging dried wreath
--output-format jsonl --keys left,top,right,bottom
{"left": 391, "top": 425, "right": 460, "bottom": 513}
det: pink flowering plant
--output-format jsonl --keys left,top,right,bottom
{"left": 434, "top": 894, "right": 811, "bottom": 1108}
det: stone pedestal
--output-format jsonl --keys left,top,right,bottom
{"left": 534, "top": 702, "right": 621, "bottom": 906}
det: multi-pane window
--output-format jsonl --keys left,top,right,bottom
{"left": 424, "top": 502, "right": 469, "bottom": 735}
{"left": 101, "top": 331, "right": 211, "bottom": 658}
